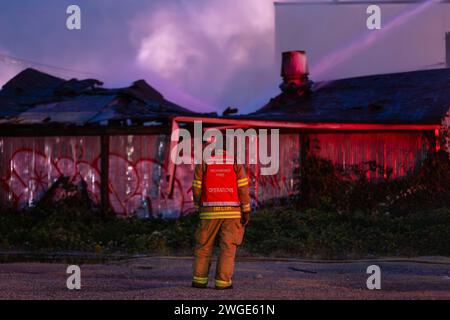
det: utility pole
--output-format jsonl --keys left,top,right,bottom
{"left": 446, "top": 32, "right": 450, "bottom": 68}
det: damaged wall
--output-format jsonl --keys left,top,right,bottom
{"left": 0, "top": 131, "right": 434, "bottom": 217}
{"left": 309, "top": 132, "right": 431, "bottom": 180}
{"left": 0, "top": 133, "right": 300, "bottom": 217}
{"left": 0, "top": 136, "right": 101, "bottom": 209}
{"left": 0, "top": 134, "right": 186, "bottom": 218}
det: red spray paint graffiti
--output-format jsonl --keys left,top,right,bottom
{"left": 3, "top": 132, "right": 427, "bottom": 216}
{"left": 0, "top": 136, "right": 191, "bottom": 217}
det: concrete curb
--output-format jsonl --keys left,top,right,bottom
{"left": 1, "top": 251, "right": 449, "bottom": 265}
{"left": 115, "top": 255, "right": 450, "bottom": 266}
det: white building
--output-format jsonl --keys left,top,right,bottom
{"left": 275, "top": 0, "right": 450, "bottom": 81}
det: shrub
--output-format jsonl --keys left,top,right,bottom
{"left": 1, "top": 148, "right": 450, "bottom": 259}
{"left": 298, "top": 150, "right": 450, "bottom": 215}
{"left": 1, "top": 204, "right": 449, "bottom": 258}
{"left": 243, "top": 208, "right": 450, "bottom": 258}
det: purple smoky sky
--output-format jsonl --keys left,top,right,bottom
{"left": 2, "top": 1, "right": 445, "bottom": 114}
{"left": 0, "top": 0, "right": 280, "bottom": 114}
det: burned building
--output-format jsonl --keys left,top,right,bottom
{"left": 166, "top": 51, "right": 450, "bottom": 209}
{"left": 247, "top": 51, "right": 448, "bottom": 181}
{"left": 0, "top": 68, "right": 199, "bottom": 218}
{"left": 1, "top": 51, "right": 450, "bottom": 217}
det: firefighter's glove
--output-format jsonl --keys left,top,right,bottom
{"left": 241, "top": 213, "right": 250, "bottom": 227}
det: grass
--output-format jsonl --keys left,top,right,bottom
{"left": 1, "top": 203, "right": 449, "bottom": 259}
{"left": 2, "top": 149, "right": 449, "bottom": 259}
{"left": 243, "top": 208, "right": 450, "bottom": 259}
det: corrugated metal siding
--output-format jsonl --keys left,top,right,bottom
{"left": 0, "top": 134, "right": 190, "bottom": 217}
{"left": 108, "top": 134, "right": 192, "bottom": 218}
{"left": 0, "top": 131, "right": 432, "bottom": 216}
{"left": 0, "top": 136, "right": 100, "bottom": 209}
{"left": 12, "top": 95, "right": 116, "bottom": 125}
{"left": 309, "top": 132, "right": 430, "bottom": 180}
{"left": 247, "top": 133, "right": 300, "bottom": 206}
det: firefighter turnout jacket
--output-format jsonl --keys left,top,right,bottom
{"left": 192, "top": 155, "right": 251, "bottom": 219}
{"left": 192, "top": 152, "right": 251, "bottom": 289}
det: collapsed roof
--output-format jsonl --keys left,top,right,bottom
{"left": 0, "top": 68, "right": 197, "bottom": 126}
{"left": 249, "top": 68, "right": 450, "bottom": 125}
{"left": 1, "top": 67, "right": 450, "bottom": 129}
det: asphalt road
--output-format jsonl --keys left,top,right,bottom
{"left": 0, "top": 257, "right": 449, "bottom": 300}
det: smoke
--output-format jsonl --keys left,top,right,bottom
{"left": 0, "top": 48, "right": 22, "bottom": 89}
{"left": 0, "top": 66, "right": 20, "bottom": 90}
{"left": 130, "top": 0, "right": 277, "bottom": 113}
{"left": 311, "top": 0, "right": 442, "bottom": 80}
{"left": 0, "top": 0, "right": 278, "bottom": 113}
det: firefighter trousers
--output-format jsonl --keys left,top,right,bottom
{"left": 192, "top": 218, "right": 245, "bottom": 288}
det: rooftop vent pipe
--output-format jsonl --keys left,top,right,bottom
{"left": 279, "top": 50, "right": 311, "bottom": 96}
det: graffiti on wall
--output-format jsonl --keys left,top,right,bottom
{"left": 0, "top": 134, "right": 300, "bottom": 217}
{"left": 0, "top": 136, "right": 190, "bottom": 217}
{"left": 0, "top": 132, "right": 432, "bottom": 217}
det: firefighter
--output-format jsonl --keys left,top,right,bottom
{"left": 191, "top": 148, "right": 251, "bottom": 290}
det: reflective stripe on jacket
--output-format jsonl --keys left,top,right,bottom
{"left": 192, "top": 161, "right": 251, "bottom": 220}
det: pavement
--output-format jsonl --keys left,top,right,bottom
{"left": 0, "top": 256, "right": 449, "bottom": 300}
